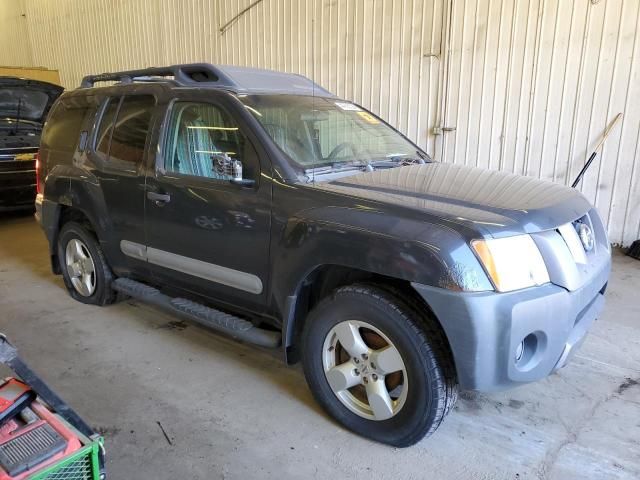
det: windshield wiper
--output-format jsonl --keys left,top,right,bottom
{"left": 305, "top": 152, "right": 428, "bottom": 180}
{"left": 363, "top": 155, "right": 426, "bottom": 169}
{"left": 306, "top": 163, "right": 365, "bottom": 176}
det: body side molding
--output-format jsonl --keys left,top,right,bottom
{"left": 120, "top": 240, "right": 263, "bottom": 294}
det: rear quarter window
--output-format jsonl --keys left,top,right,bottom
{"left": 42, "top": 97, "right": 94, "bottom": 151}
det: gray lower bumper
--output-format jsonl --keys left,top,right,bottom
{"left": 412, "top": 259, "right": 610, "bottom": 391}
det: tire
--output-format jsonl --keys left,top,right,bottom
{"left": 302, "top": 284, "right": 458, "bottom": 447}
{"left": 57, "top": 221, "right": 118, "bottom": 306}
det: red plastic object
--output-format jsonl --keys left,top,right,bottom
{"left": 0, "top": 379, "right": 30, "bottom": 413}
{"left": 0, "top": 378, "right": 81, "bottom": 480}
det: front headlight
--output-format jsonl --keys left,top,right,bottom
{"left": 471, "top": 235, "right": 550, "bottom": 292}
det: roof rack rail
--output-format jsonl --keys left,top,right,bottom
{"left": 80, "top": 63, "right": 236, "bottom": 89}
{"left": 79, "top": 63, "right": 337, "bottom": 97}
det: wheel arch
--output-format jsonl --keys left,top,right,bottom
{"left": 281, "top": 264, "right": 455, "bottom": 372}
{"left": 50, "top": 205, "right": 101, "bottom": 274}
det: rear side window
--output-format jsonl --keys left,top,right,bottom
{"left": 95, "top": 98, "right": 118, "bottom": 157}
{"left": 94, "top": 95, "right": 155, "bottom": 171}
{"left": 42, "top": 101, "right": 90, "bottom": 151}
{"left": 109, "top": 96, "right": 154, "bottom": 170}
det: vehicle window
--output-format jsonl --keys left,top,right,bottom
{"left": 239, "top": 95, "right": 427, "bottom": 177}
{"left": 95, "top": 98, "right": 119, "bottom": 157}
{"left": 0, "top": 88, "right": 49, "bottom": 121}
{"left": 164, "top": 102, "right": 257, "bottom": 181}
{"left": 107, "top": 95, "right": 155, "bottom": 171}
{"left": 42, "top": 102, "right": 90, "bottom": 151}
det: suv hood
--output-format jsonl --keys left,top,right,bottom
{"left": 315, "top": 162, "right": 592, "bottom": 237}
{"left": 0, "top": 77, "right": 63, "bottom": 124}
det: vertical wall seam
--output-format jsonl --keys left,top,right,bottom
{"left": 565, "top": 5, "right": 592, "bottom": 187}
{"left": 619, "top": 2, "right": 640, "bottom": 243}
{"left": 498, "top": 0, "right": 517, "bottom": 172}
{"left": 537, "top": 0, "right": 561, "bottom": 180}
{"left": 462, "top": 0, "right": 479, "bottom": 167}
{"left": 522, "top": 0, "right": 545, "bottom": 177}
{"left": 593, "top": 0, "right": 623, "bottom": 210}
{"left": 551, "top": 1, "right": 577, "bottom": 184}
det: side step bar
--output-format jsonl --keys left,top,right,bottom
{"left": 112, "top": 278, "right": 281, "bottom": 349}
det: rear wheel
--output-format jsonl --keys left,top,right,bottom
{"left": 57, "top": 222, "right": 117, "bottom": 305}
{"left": 302, "top": 284, "right": 457, "bottom": 447}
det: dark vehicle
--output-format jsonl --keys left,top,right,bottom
{"left": 0, "top": 77, "right": 62, "bottom": 211}
{"left": 35, "top": 64, "right": 611, "bottom": 447}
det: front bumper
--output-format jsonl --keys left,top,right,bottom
{"left": 412, "top": 256, "right": 610, "bottom": 391}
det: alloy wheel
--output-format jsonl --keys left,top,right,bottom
{"left": 65, "top": 238, "right": 96, "bottom": 297}
{"left": 322, "top": 320, "right": 408, "bottom": 421}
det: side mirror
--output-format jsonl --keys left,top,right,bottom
{"left": 211, "top": 154, "right": 255, "bottom": 187}
{"left": 229, "top": 159, "right": 255, "bottom": 187}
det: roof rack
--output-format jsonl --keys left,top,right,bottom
{"left": 79, "top": 63, "right": 336, "bottom": 97}
{"left": 80, "top": 63, "right": 234, "bottom": 89}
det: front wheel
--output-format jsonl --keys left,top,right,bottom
{"left": 302, "top": 284, "right": 457, "bottom": 447}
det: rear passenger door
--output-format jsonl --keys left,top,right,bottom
{"left": 143, "top": 92, "right": 272, "bottom": 313}
{"left": 87, "top": 93, "right": 158, "bottom": 277}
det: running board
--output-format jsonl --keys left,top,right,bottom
{"left": 111, "top": 278, "right": 281, "bottom": 348}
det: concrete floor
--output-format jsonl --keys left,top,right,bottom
{"left": 0, "top": 212, "right": 638, "bottom": 480}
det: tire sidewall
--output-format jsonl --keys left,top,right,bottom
{"left": 302, "top": 287, "right": 444, "bottom": 446}
{"left": 57, "top": 222, "right": 112, "bottom": 305}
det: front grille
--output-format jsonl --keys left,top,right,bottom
{"left": 39, "top": 454, "right": 93, "bottom": 480}
{"left": 532, "top": 209, "right": 610, "bottom": 292}
{"left": 0, "top": 146, "right": 38, "bottom": 161}
{"left": 557, "top": 221, "right": 589, "bottom": 264}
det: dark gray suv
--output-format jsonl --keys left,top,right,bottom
{"left": 35, "top": 64, "right": 611, "bottom": 446}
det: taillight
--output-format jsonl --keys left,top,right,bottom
{"left": 35, "top": 152, "right": 44, "bottom": 195}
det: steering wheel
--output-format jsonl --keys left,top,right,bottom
{"left": 327, "top": 142, "right": 359, "bottom": 160}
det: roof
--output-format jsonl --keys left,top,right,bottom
{"left": 79, "top": 63, "right": 336, "bottom": 97}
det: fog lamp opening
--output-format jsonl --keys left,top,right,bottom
{"left": 515, "top": 333, "right": 544, "bottom": 371}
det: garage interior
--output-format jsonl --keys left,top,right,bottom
{"left": 0, "top": 0, "right": 639, "bottom": 479}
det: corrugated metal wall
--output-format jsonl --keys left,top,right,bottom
{"left": 0, "top": 0, "right": 33, "bottom": 66}
{"left": 439, "top": 0, "right": 640, "bottom": 247}
{"left": 1, "top": 0, "right": 638, "bottom": 245}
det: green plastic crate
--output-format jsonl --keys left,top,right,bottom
{"left": 28, "top": 438, "right": 103, "bottom": 480}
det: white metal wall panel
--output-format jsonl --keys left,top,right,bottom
{"left": 441, "top": 0, "right": 640, "bottom": 246}
{"left": 0, "top": 0, "right": 33, "bottom": 66}
{"left": 0, "top": 0, "right": 638, "bottom": 245}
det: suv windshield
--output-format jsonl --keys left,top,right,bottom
{"left": 239, "top": 95, "right": 427, "bottom": 178}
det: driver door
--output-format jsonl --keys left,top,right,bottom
{"left": 144, "top": 92, "right": 272, "bottom": 313}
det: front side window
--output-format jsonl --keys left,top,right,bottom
{"left": 164, "top": 102, "right": 257, "bottom": 182}
{"left": 239, "top": 95, "right": 427, "bottom": 179}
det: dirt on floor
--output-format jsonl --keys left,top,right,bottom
{"left": 0, "top": 212, "right": 639, "bottom": 480}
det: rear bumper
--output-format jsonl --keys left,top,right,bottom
{"left": 412, "top": 255, "right": 610, "bottom": 391}
{"left": 0, "top": 163, "right": 36, "bottom": 211}
{"left": 0, "top": 183, "right": 36, "bottom": 211}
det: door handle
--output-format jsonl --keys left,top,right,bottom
{"left": 147, "top": 191, "right": 171, "bottom": 205}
